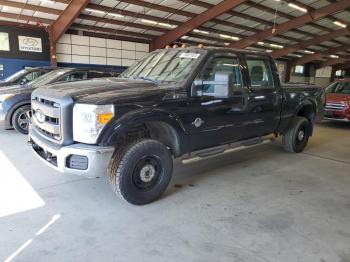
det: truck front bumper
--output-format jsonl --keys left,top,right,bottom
{"left": 29, "top": 126, "right": 114, "bottom": 178}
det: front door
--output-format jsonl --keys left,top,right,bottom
{"left": 185, "top": 52, "right": 249, "bottom": 151}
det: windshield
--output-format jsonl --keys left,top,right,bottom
{"left": 326, "top": 82, "right": 350, "bottom": 94}
{"left": 119, "top": 49, "right": 206, "bottom": 84}
{"left": 28, "top": 69, "right": 69, "bottom": 88}
{"left": 4, "top": 69, "right": 28, "bottom": 82}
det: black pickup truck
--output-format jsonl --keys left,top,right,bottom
{"left": 29, "top": 47, "right": 325, "bottom": 205}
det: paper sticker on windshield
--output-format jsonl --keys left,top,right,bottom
{"left": 180, "top": 53, "right": 200, "bottom": 59}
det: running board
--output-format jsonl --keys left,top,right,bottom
{"left": 181, "top": 137, "right": 275, "bottom": 164}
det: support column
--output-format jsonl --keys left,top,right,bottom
{"left": 330, "top": 66, "right": 336, "bottom": 82}
{"left": 285, "top": 63, "right": 292, "bottom": 83}
{"left": 49, "top": 26, "right": 57, "bottom": 67}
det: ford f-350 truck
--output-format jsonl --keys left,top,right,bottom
{"left": 28, "top": 47, "right": 325, "bottom": 205}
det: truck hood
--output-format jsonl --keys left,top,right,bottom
{"left": 33, "top": 78, "right": 172, "bottom": 104}
{"left": 326, "top": 93, "right": 350, "bottom": 103}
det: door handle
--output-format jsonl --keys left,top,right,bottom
{"left": 253, "top": 95, "right": 266, "bottom": 100}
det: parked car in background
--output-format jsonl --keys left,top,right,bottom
{"left": 0, "top": 67, "right": 55, "bottom": 88}
{"left": 0, "top": 67, "right": 119, "bottom": 134}
{"left": 324, "top": 79, "right": 350, "bottom": 122}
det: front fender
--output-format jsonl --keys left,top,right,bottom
{"left": 97, "top": 108, "right": 189, "bottom": 153}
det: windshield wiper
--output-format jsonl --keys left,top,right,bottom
{"left": 133, "top": 76, "right": 159, "bottom": 85}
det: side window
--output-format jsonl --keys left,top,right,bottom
{"left": 18, "top": 71, "right": 41, "bottom": 84}
{"left": 87, "top": 71, "right": 112, "bottom": 78}
{"left": 59, "top": 71, "right": 88, "bottom": 82}
{"left": 194, "top": 55, "right": 242, "bottom": 98}
{"left": 246, "top": 56, "right": 274, "bottom": 88}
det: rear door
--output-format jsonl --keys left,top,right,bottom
{"left": 243, "top": 55, "right": 282, "bottom": 136}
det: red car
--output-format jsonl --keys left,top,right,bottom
{"left": 324, "top": 79, "right": 350, "bottom": 122}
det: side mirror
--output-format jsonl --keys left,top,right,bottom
{"left": 191, "top": 72, "right": 235, "bottom": 98}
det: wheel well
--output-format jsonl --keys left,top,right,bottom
{"left": 120, "top": 121, "right": 181, "bottom": 157}
{"left": 10, "top": 103, "right": 31, "bottom": 126}
{"left": 296, "top": 105, "right": 315, "bottom": 123}
{"left": 296, "top": 104, "right": 315, "bottom": 134}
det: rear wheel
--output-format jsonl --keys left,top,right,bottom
{"left": 282, "top": 116, "right": 311, "bottom": 153}
{"left": 12, "top": 105, "right": 32, "bottom": 135}
{"left": 108, "top": 139, "right": 173, "bottom": 205}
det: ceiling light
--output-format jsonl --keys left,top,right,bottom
{"left": 220, "top": 34, "right": 231, "bottom": 39}
{"left": 258, "top": 42, "right": 265, "bottom": 45}
{"left": 181, "top": 36, "right": 189, "bottom": 39}
{"left": 108, "top": 13, "right": 124, "bottom": 18}
{"left": 270, "top": 43, "right": 283, "bottom": 48}
{"left": 193, "top": 29, "right": 209, "bottom": 35}
{"left": 40, "top": 0, "right": 54, "bottom": 3}
{"left": 333, "top": 21, "right": 347, "bottom": 28}
{"left": 288, "top": 3, "right": 308, "bottom": 13}
{"left": 329, "top": 55, "right": 339, "bottom": 58}
{"left": 159, "top": 23, "right": 175, "bottom": 28}
{"left": 141, "top": 19, "right": 157, "bottom": 25}
{"left": 219, "top": 34, "right": 239, "bottom": 41}
{"left": 294, "top": 54, "right": 302, "bottom": 58}
{"left": 266, "top": 50, "right": 273, "bottom": 53}
{"left": 303, "top": 50, "right": 314, "bottom": 54}
{"left": 224, "top": 43, "right": 230, "bottom": 46}
{"left": 85, "top": 8, "right": 105, "bottom": 15}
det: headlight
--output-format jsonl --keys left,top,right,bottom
{"left": 73, "top": 104, "right": 114, "bottom": 144}
{"left": 0, "top": 94, "right": 15, "bottom": 111}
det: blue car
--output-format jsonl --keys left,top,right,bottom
{"left": 0, "top": 67, "right": 119, "bottom": 134}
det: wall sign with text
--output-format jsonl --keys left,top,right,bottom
{"left": 18, "top": 36, "right": 42, "bottom": 52}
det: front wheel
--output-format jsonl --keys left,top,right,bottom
{"left": 12, "top": 105, "right": 32, "bottom": 135}
{"left": 282, "top": 116, "right": 311, "bottom": 153}
{"left": 108, "top": 139, "right": 173, "bottom": 205}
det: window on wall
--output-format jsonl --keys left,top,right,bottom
{"left": 294, "top": 65, "right": 304, "bottom": 74}
{"left": 0, "top": 32, "right": 10, "bottom": 51}
{"left": 335, "top": 70, "right": 343, "bottom": 76}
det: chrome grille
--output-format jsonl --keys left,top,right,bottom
{"left": 325, "top": 102, "right": 346, "bottom": 111}
{"left": 31, "top": 92, "right": 74, "bottom": 145}
{"left": 32, "top": 96, "right": 61, "bottom": 141}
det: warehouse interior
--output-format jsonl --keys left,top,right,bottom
{"left": 0, "top": 0, "right": 350, "bottom": 261}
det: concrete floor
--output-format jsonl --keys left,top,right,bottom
{"left": 0, "top": 121, "right": 349, "bottom": 262}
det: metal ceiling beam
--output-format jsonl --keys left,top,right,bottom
{"left": 272, "top": 28, "right": 350, "bottom": 58}
{"left": 71, "top": 23, "right": 153, "bottom": 41}
{"left": 291, "top": 43, "right": 350, "bottom": 66}
{"left": 177, "top": 0, "right": 348, "bottom": 47}
{"left": 0, "top": 11, "right": 54, "bottom": 24}
{"left": 0, "top": 0, "right": 61, "bottom": 15}
{"left": 150, "top": 0, "right": 249, "bottom": 50}
{"left": 118, "top": 0, "right": 304, "bottom": 45}
{"left": 0, "top": 0, "right": 320, "bottom": 51}
{"left": 51, "top": 0, "right": 89, "bottom": 43}
{"left": 315, "top": 58, "right": 349, "bottom": 69}
{"left": 78, "top": 14, "right": 168, "bottom": 33}
{"left": 67, "top": 29, "right": 151, "bottom": 44}
{"left": 335, "top": 62, "right": 350, "bottom": 70}
{"left": 228, "top": 0, "right": 350, "bottom": 49}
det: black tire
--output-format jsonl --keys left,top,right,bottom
{"left": 12, "top": 105, "right": 32, "bottom": 135}
{"left": 108, "top": 139, "right": 173, "bottom": 205}
{"left": 282, "top": 116, "right": 311, "bottom": 153}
